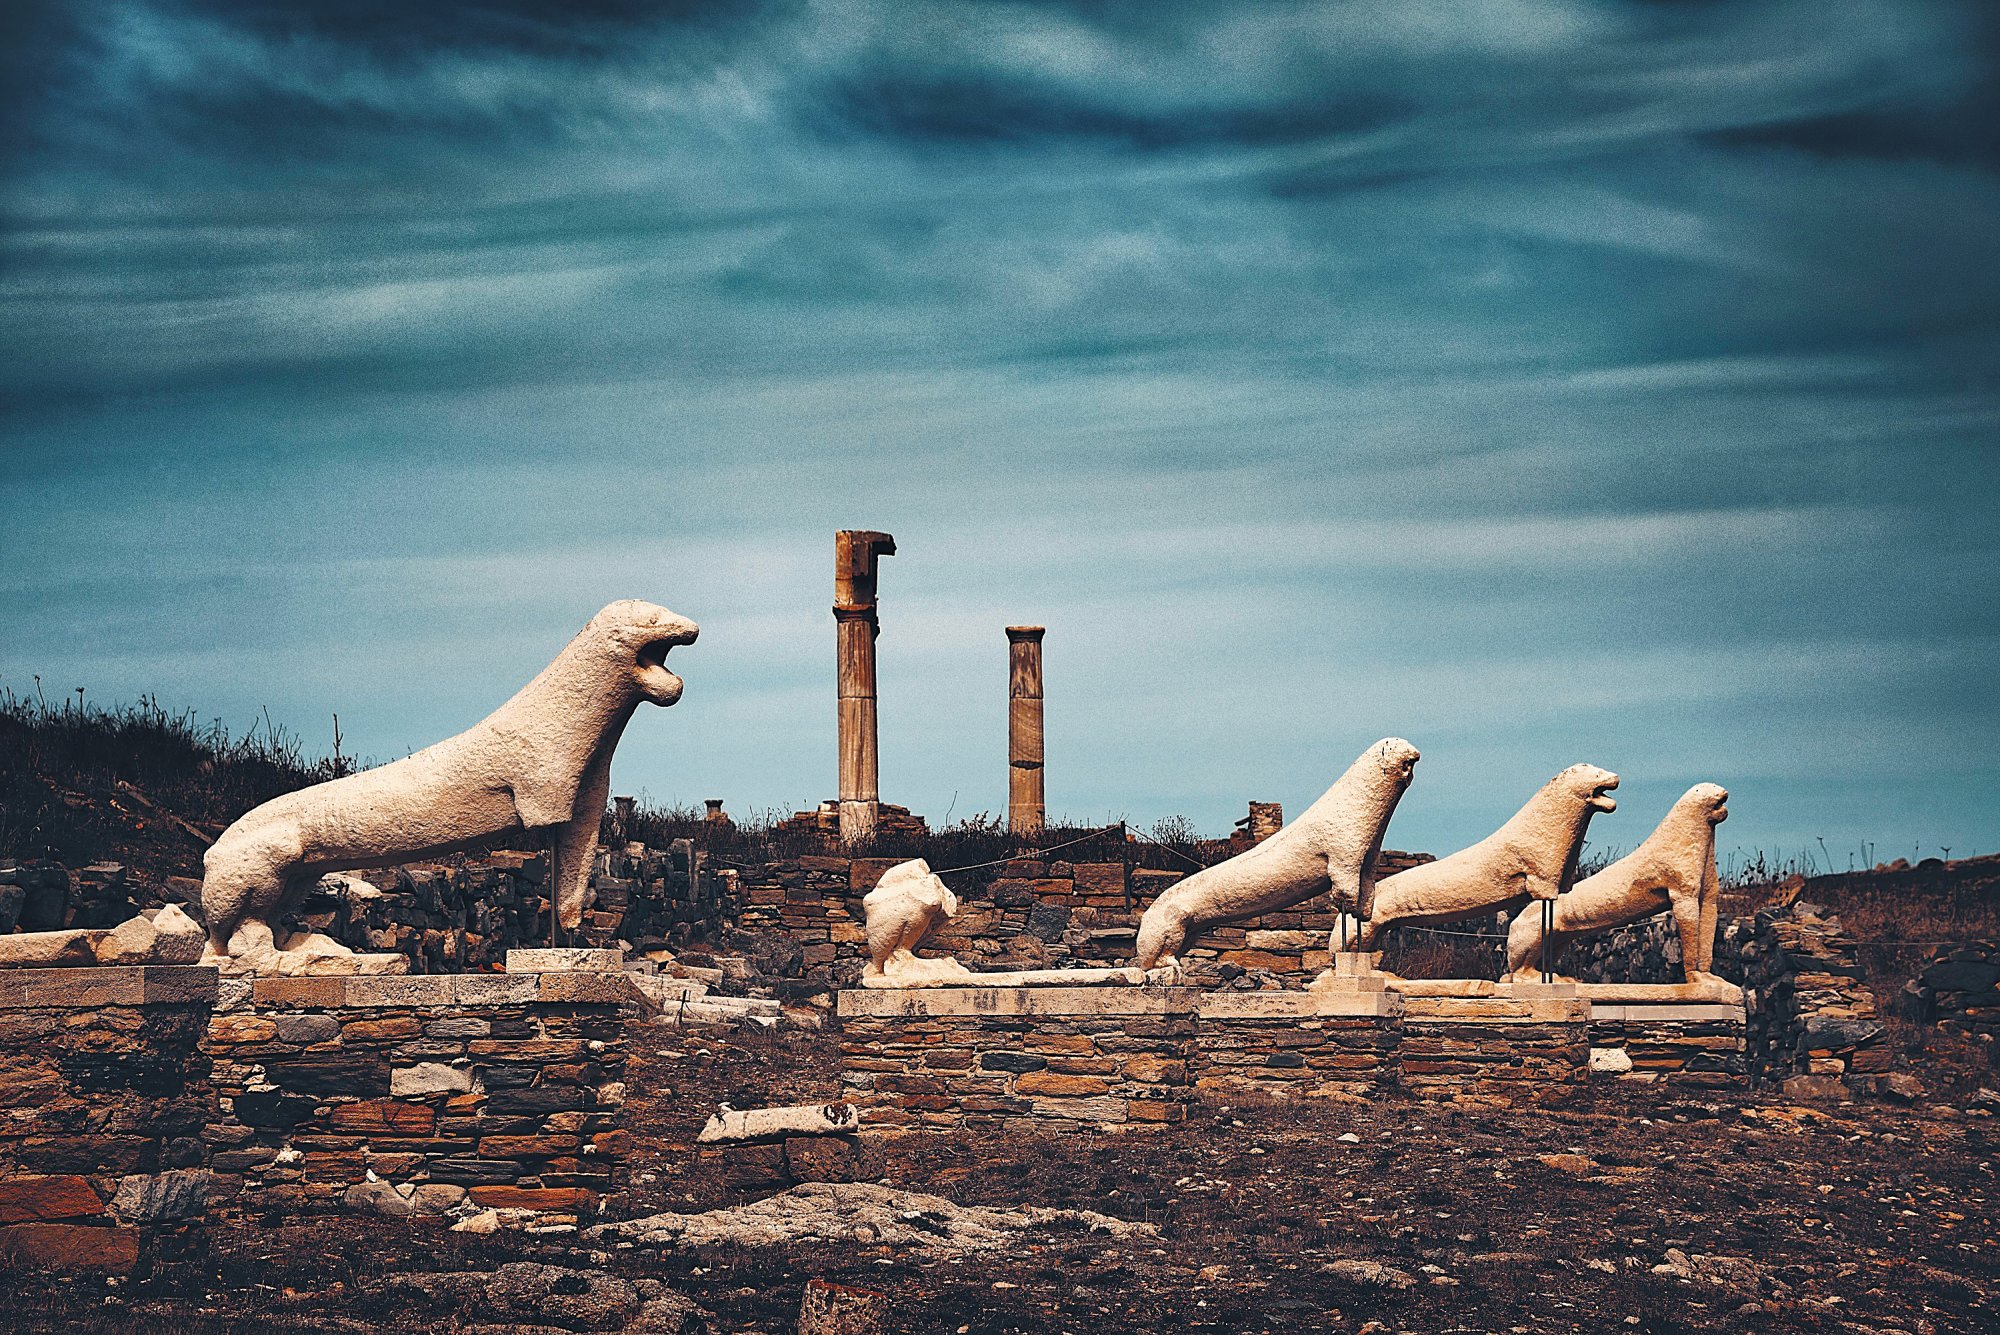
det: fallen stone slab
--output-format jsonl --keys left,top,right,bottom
{"left": 858, "top": 965, "right": 1146, "bottom": 990}
{"left": 505, "top": 948, "right": 625, "bottom": 974}
{"left": 376, "top": 1261, "right": 705, "bottom": 1332}
{"left": 586, "top": 1181, "right": 1155, "bottom": 1254}
{"left": 0, "top": 930, "right": 103, "bottom": 968}
{"left": 697, "top": 1103, "right": 858, "bottom": 1144}
{"left": 1321, "top": 1258, "right": 1417, "bottom": 1290}
{"left": 651, "top": 995, "right": 782, "bottom": 1028}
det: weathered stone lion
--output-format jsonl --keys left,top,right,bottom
{"left": 1505, "top": 782, "right": 1737, "bottom": 998}
{"left": 200, "top": 599, "right": 698, "bottom": 970}
{"left": 1134, "top": 738, "right": 1421, "bottom": 971}
{"left": 861, "top": 858, "right": 975, "bottom": 987}
{"left": 1353, "top": 763, "right": 1618, "bottom": 951}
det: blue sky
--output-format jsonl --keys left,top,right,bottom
{"left": 3, "top": 1, "right": 1996, "bottom": 869}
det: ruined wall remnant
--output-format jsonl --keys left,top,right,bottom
{"left": 1006, "top": 626, "right": 1046, "bottom": 835}
{"left": 833, "top": 531, "right": 896, "bottom": 846}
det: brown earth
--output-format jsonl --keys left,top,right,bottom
{"left": 2, "top": 1025, "right": 1995, "bottom": 1333}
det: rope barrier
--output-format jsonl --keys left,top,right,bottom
{"left": 1119, "top": 821, "right": 1211, "bottom": 872}
{"left": 930, "top": 825, "right": 1127, "bottom": 877}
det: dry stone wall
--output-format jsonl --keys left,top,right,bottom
{"left": 0, "top": 965, "right": 218, "bottom": 1275}
{"left": 204, "top": 973, "right": 630, "bottom": 1221}
{"left": 1908, "top": 941, "right": 2000, "bottom": 1039}
{"left": 837, "top": 988, "right": 1201, "bottom": 1132}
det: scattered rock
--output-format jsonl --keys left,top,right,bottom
{"left": 799, "top": 1276, "right": 889, "bottom": 1335}
{"left": 1878, "top": 1072, "right": 1926, "bottom": 1103}
{"left": 587, "top": 1182, "right": 1154, "bottom": 1254}
{"left": 1322, "top": 1258, "right": 1417, "bottom": 1290}
{"left": 1589, "top": 1046, "right": 1634, "bottom": 1075}
{"left": 1652, "top": 1248, "right": 1766, "bottom": 1294}
{"left": 1538, "top": 1153, "right": 1599, "bottom": 1176}
{"left": 378, "top": 1261, "right": 705, "bottom": 1332}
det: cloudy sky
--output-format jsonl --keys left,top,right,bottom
{"left": 4, "top": 0, "right": 1996, "bottom": 869}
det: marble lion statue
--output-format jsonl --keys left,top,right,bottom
{"left": 861, "top": 858, "right": 975, "bottom": 987}
{"left": 1352, "top": 763, "right": 1618, "bottom": 952}
{"left": 1134, "top": 738, "right": 1421, "bottom": 971}
{"left": 200, "top": 599, "right": 698, "bottom": 967}
{"left": 1505, "top": 782, "right": 1738, "bottom": 998}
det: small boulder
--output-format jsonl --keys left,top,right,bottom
{"left": 148, "top": 904, "right": 205, "bottom": 964}
{"left": 344, "top": 1179, "right": 415, "bottom": 1218}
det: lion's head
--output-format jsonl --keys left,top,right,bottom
{"left": 1681, "top": 782, "right": 1729, "bottom": 825}
{"left": 1557, "top": 763, "right": 1620, "bottom": 813}
{"left": 586, "top": 599, "right": 700, "bottom": 707}
{"left": 1372, "top": 737, "right": 1421, "bottom": 788}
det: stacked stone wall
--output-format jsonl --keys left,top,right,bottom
{"left": 1736, "top": 905, "right": 1886, "bottom": 1094}
{"left": 838, "top": 988, "right": 1200, "bottom": 1131}
{"left": 836, "top": 988, "right": 1738, "bottom": 1130}
{"left": 1908, "top": 940, "right": 2000, "bottom": 1038}
{"left": 0, "top": 966, "right": 217, "bottom": 1274}
{"left": 203, "top": 974, "right": 630, "bottom": 1221}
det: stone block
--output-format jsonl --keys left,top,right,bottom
{"left": 466, "top": 1185, "right": 598, "bottom": 1211}
{"left": 452, "top": 974, "right": 539, "bottom": 1005}
{"left": 427, "top": 1158, "right": 526, "bottom": 1186}
{"left": 19, "top": 967, "right": 143, "bottom": 1008}
{"left": 328, "top": 1100, "right": 437, "bottom": 1135}
{"left": 109, "top": 1169, "right": 210, "bottom": 1223}
{"left": 390, "top": 1061, "right": 476, "bottom": 1096}
{"left": 274, "top": 1013, "right": 342, "bottom": 1044}
{"left": 0, "top": 1222, "right": 140, "bottom": 1274}
{"left": 0, "top": 1175, "right": 104, "bottom": 1225}
{"left": 140, "top": 965, "right": 221, "bottom": 1004}
{"left": 505, "top": 948, "right": 624, "bottom": 974}
{"left": 1014, "top": 1071, "right": 1110, "bottom": 1096}
{"left": 251, "top": 977, "right": 347, "bottom": 1007}
{"left": 536, "top": 973, "right": 633, "bottom": 1004}
{"left": 343, "top": 976, "right": 457, "bottom": 1008}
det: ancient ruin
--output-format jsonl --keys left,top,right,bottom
{"left": 1006, "top": 626, "right": 1046, "bottom": 835}
{"left": 198, "top": 600, "right": 698, "bottom": 974}
{"left": 1134, "top": 738, "right": 1420, "bottom": 970}
{"left": 833, "top": 530, "right": 895, "bottom": 846}
{"left": 861, "top": 858, "right": 1142, "bottom": 988}
{"left": 1350, "top": 763, "right": 1618, "bottom": 954}
{"left": 1505, "top": 782, "right": 1741, "bottom": 1001}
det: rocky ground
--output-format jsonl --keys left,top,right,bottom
{"left": 3, "top": 1025, "right": 1996, "bottom": 1334}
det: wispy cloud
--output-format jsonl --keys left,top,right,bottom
{"left": 2, "top": 1, "right": 1996, "bottom": 857}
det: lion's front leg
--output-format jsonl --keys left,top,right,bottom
{"left": 552, "top": 751, "right": 614, "bottom": 932}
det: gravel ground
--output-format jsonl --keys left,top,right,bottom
{"left": 7, "top": 1026, "right": 1993, "bottom": 1333}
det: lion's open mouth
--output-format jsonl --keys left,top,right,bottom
{"left": 1588, "top": 777, "right": 1619, "bottom": 813}
{"left": 636, "top": 624, "right": 697, "bottom": 705}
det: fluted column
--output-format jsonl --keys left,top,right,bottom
{"left": 1007, "top": 626, "right": 1045, "bottom": 835}
{"left": 834, "top": 530, "right": 895, "bottom": 845}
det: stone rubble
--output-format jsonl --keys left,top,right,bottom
{"left": 587, "top": 1180, "right": 1156, "bottom": 1253}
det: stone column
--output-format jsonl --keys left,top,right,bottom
{"left": 1006, "top": 626, "right": 1046, "bottom": 835}
{"left": 834, "top": 530, "right": 896, "bottom": 845}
